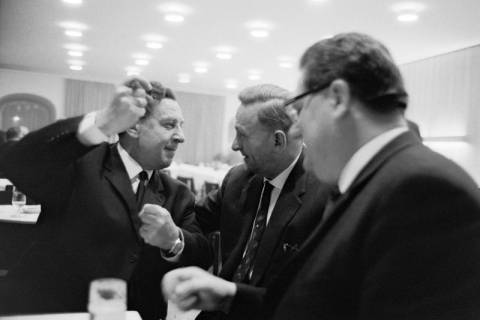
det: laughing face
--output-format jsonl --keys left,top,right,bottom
{"left": 135, "top": 98, "right": 185, "bottom": 170}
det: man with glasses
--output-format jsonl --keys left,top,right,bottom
{"left": 0, "top": 79, "right": 210, "bottom": 320}
{"left": 163, "top": 33, "right": 480, "bottom": 320}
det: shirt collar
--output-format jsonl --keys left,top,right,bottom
{"left": 116, "top": 143, "right": 153, "bottom": 182}
{"left": 267, "top": 150, "right": 302, "bottom": 190}
{"left": 338, "top": 126, "right": 408, "bottom": 194}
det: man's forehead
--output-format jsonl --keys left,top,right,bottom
{"left": 153, "top": 99, "right": 183, "bottom": 119}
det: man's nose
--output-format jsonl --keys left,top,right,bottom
{"left": 231, "top": 136, "right": 240, "bottom": 151}
{"left": 173, "top": 126, "right": 185, "bottom": 143}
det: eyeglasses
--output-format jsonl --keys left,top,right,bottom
{"left": 283, "top": 82, "right": 331, "bottom": 108}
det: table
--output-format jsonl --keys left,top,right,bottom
{"left": 0, "top": 311, "right": 141, "bottom": 320}
{"left": 0, "top": 205, "right": 40, "bottom": 224}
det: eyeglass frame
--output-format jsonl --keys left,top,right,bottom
{"left": 283, "top": 81, "right": 332, "bottom": 109}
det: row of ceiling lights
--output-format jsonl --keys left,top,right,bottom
{"left": 60, "top": 0, "right": 426, "bottom": 88}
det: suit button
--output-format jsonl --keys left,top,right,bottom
{"left": 129, "top": 253, "right": 139, "bottom": 263}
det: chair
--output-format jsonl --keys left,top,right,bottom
{"left": 204, "top": 181, "right": 220, "bottom": 195}
{"left": 176, "top": 176, "right": 196, "bottom": 194}
{"left": 0, "top": 185, "right": 13, "bottom": 204}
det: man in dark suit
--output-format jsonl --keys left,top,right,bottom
{"left": 162, "top": 33, "right": 480, "bottom": 320}
{"left": 0, "top": 79, "right": 210, "bottom": 320}
{"left": 174, "top": 84, "right": 331, "bottom": 320}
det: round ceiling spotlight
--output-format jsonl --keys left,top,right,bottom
{"left": 391, "top": 2, "right": 426, "bottom": 23}
{"left": 213, "top": 46, "right": 236, "bottom": 60}
{"left": 157, "top": 2, "right": 193, "bottom": 24}
{"left": 193, "top": 62, "right": 209, "bottom": 73}
{"left": 277, "top": 56, "right": 295, "bottom": 69}
{"left": 245, "top": 20, "right": 274, "bottom": 38}
{"left": 225, "top": 79, "right": 238, "bottom": 89}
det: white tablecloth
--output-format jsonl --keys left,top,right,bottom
{"left": 0, "top": 205, "right": 41, "bottom": 224}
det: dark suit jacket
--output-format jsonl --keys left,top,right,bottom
{"left": 0, "top": 117, "right": 210, "bottom": 320}
{"left": 195, "top": 152, "right": 331, "bottom": 320}
{"left": 260, "top": 132, "right": 480, "bottom": 320}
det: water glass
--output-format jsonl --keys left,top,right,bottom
{"left": 88, "top": 278, "right": 127, "bottom": 320}
{"left": 11, "top": 186, "right": 26, "bottom": 214}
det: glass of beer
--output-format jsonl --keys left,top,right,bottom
{"left": 88, "top": 278, "right": 127, "bottom": 320}
{"left": 11, "top": 186, "right": 27, "bottom": 214}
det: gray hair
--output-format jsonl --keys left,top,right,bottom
{"left": 238, "top": 84, "right": 293, "bottom": 133}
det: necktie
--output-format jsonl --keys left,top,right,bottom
{"left": 233, "top": 181, "right": 274, "bottom": 283}
{"left": 135, "top": 171, "right": 148, "bottom": 210}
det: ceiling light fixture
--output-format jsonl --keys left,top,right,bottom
{"left": 277, "top": 56, "right": 295, "bottom": 69}
{"left": 225, "top": 79, "right": 238, "bottom": 89}
{"left": 68, "top": 50, "right": 83, "bottom": 57}
{"left": 69, "top": 65, "right": 83, "bottom": 71}
{"left": 158, "top": 2, "right": 193, "bottom": 24}
{"left": 135, "top": 59, "right": 149, "bottom": 66}
{"left": 246, "top": 20, "right": 273, "bottom": 39}
{"left": 65, "top": 29, "right": 82, "bottom": 37}
{"left": 146, "top": 42, "right": 163, "bottom": 49}
{"left": 62, "top": 0, "right": 83, "bottom": 5}
{"left": 391, "top": 2, "right": 426, "bottom": 23}
{"left": 247, "top": 69, "right": 262, "bottom": 81}
{"left": 193, "top": 62, "right": 209, "bottom": 73}
{"left": 64, "top": 43, "right": 88, "bottom": 51}
{"left": 213, "top": 46, "right": 236, "bottom": 60}
{"left": 58, "top": 21, "right": 88, "bottom": 30}
{"left": 125, "top": 66, "right": 141, "bottom": 76}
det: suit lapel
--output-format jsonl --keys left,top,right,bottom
{"left": 103, "top": 144, "right": 141, "bottom": 241}
{"left": 286, "top": 132, "right": 421, "bottom": 276}
{"left": 220, "top": 174, "right": 264, "bottom": 279}
{"left": 249, "top": 155, "right": 306, "bottom": 285}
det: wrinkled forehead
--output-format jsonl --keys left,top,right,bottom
{"left": 151, "top": 98, "right": 184, "bottom": 121}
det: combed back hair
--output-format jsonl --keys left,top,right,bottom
{"left": 300, "top": 32, "right": 408, "bottom": 113}
{"left": 142, "top": 81, "right": 176, "bottom": 119}
{"left": 238, "top": 84, "right": 293, "bottom": 133}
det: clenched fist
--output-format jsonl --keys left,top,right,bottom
{"left": 95, "top": 77, "right": 153, "bottom": 137}
{"left": 138, "top": 203, "right": 180, "bottom": 250}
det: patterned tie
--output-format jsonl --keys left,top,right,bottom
{"left": 233, "top": 180, "right": 274, "bottom": 283}
{"left": 135, "top": 171, "right": 149, "bottom": 210}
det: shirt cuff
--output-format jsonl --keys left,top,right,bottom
{"left": 76, "top": 111, "right": 111, "bottom": 146}
{"left": 161, "top": 228, "right": 185, "bottom": 262}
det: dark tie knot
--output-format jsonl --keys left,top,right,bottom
{"left": 138, "top": 171, "right": 148, "bottom": 182}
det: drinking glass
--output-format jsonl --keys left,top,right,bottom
{"left": 88, "top": 278, "right": 127, "bottom": 320}
{"left": 11, "top": 186, "right": 26, "bottom": 214}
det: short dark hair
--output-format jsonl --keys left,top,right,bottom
{"left": 238, "top": 84, "right": 292, "bottom": 133}
{"left": 300, "top": 32, "right": 408, "bottom": 112}
{"left": 6, "top": 126, "right": 22, "bottom": 141}
{"left": 143, "top": 81, "right": 176, "bottom": 119}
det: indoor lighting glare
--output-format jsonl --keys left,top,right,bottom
{"left": 125, "top": 67, "right": 141, "bottom": 76}
{"left": 68, "top": 50, "right": 83, "bottom": 57}
{"left": 12, "top": 116, "right": 20, "bottom": 122}
{"left": 216, "top": 52, "right": 232, "bottom": 60}
{"left": 69, "top": 65, "right": 82, "bottom": 71}
{"left": 135, "top": 59, "right": 149, "bottom": 66}
{"left": 194, "top": 66, "right": 208, "bottom": 73}
{"left": 225, "top": 82, "right": 238, "bottom": 89}
{"left": 397, "top": 13, "right": 419, "bottom": 22}
{"left": 248, "top": 74, "right": 261, "bottom": 81}
{"left": 62, "top": 0, "right": 83, "bottom": 5}
{"left": 146, "top": 42, "right": 163, "bottom": 49}
{"left": 65, "top": 30, "right": 82, "bottom": 37}
{"left": 164, "top": 13, "right": 185, "bottom": 23}
{"left": 250, "top": 29, "right": 269, "bottom": 38}
{"left": 58, "top": 21, "right": 88, "bottom": 30}
{"left": 64, "top": 43, "right": 88, "bottom": 51}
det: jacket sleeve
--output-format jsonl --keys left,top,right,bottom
{"left": 0, "top": 116, "right": 95, "bottom": 205}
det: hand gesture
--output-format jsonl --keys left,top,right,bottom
{"left": 95, "top": 77, "right": 153, "bottom": 136}
{"left": 162, "top": 267, "right": 237, "bottom": 312}
{"left": 138, "top": 204, "right": 180, "bottom": 250}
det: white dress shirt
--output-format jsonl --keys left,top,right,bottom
{"left": 338, "top": 126, "right": 408, "bottom": 194}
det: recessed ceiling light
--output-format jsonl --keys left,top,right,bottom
{"left": 216, "top": 52, "right": 232, "bottom": 60}
{"left": 245, "top": 20, "right": 273, "bottom": 39}
{"left": 132, "top": 53, "right": 151, "bottom": 60}
{"left": 125, "top": 66, "right": 141, "bottom": 76}
{"left": 397, "top": 13, "right": 419, "bottom": 22}
{"left": 308, "top": 0, "right": 329, "bottom": 3}
{"left": 135, "top": 59, "right": 149, "bottom": 66}
{"left": 158, "top": 2, "right": 192, "bottom": 23}
{"left": 193, "top": 62, "right": 209, "bottom": 73}
{"left": 68, "top": 50, "right": 83, "bottom": 57}
{"left": 178, "top": 73, "right": 191, "bottom": 83}
{"left": 69, "top": 65, "right": 83, "bottom": 71}
{"left": 225, "top": 80, "right": 238, "bottom": 89}
{"left": 62, "top": 0, "right": 82, "bottom": 5}
{"left": 58, "top": 21, "right": 88, "bottom": 30}
{"left": 65, "top": 30, "right": 82, "bottom": 37}
{"left": 213, "top": 46, "right": 236, "bottom": 60}
{"left": 12, "top": 115, "right": 21, "bottom": 122}
{"left": 247, "top": 69, "right": 262, "bottom": 81}
{"left": 146, "top": 42, "right": 163, "bottom": 49}
{"left": 64, "top": 43, "right": 88, "bottom": 51}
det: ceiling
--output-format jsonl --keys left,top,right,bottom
{"left": 1, "top": 0, "right": 480, "bottom": 95}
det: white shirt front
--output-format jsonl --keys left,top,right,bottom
{"left": 116, "top": 143, "right": 153, "bottom": 192}
{"left": 338, "top": 126, "right": 408, "bottom": 194}
{"left": 265, "top": 151, "right": 302, "bottom": 224}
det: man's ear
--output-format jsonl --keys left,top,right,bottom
{"left": 329, "top": 79, "right": 352, "bottom": 118}
{"left": 273, "top": 130, "right": 287, "bottom": 149}
{"left": 125, "top": 123, "right": 141, "bottom": 138}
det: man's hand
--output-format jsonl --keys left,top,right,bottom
{"left": 162, "top": 267, "right": 237, "bottom": 312}
{"left": 95, "top": 78, "right": 153, "bottom": 137}
{"left": 139, "top": 204, "right": 180, "bottom": 250}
